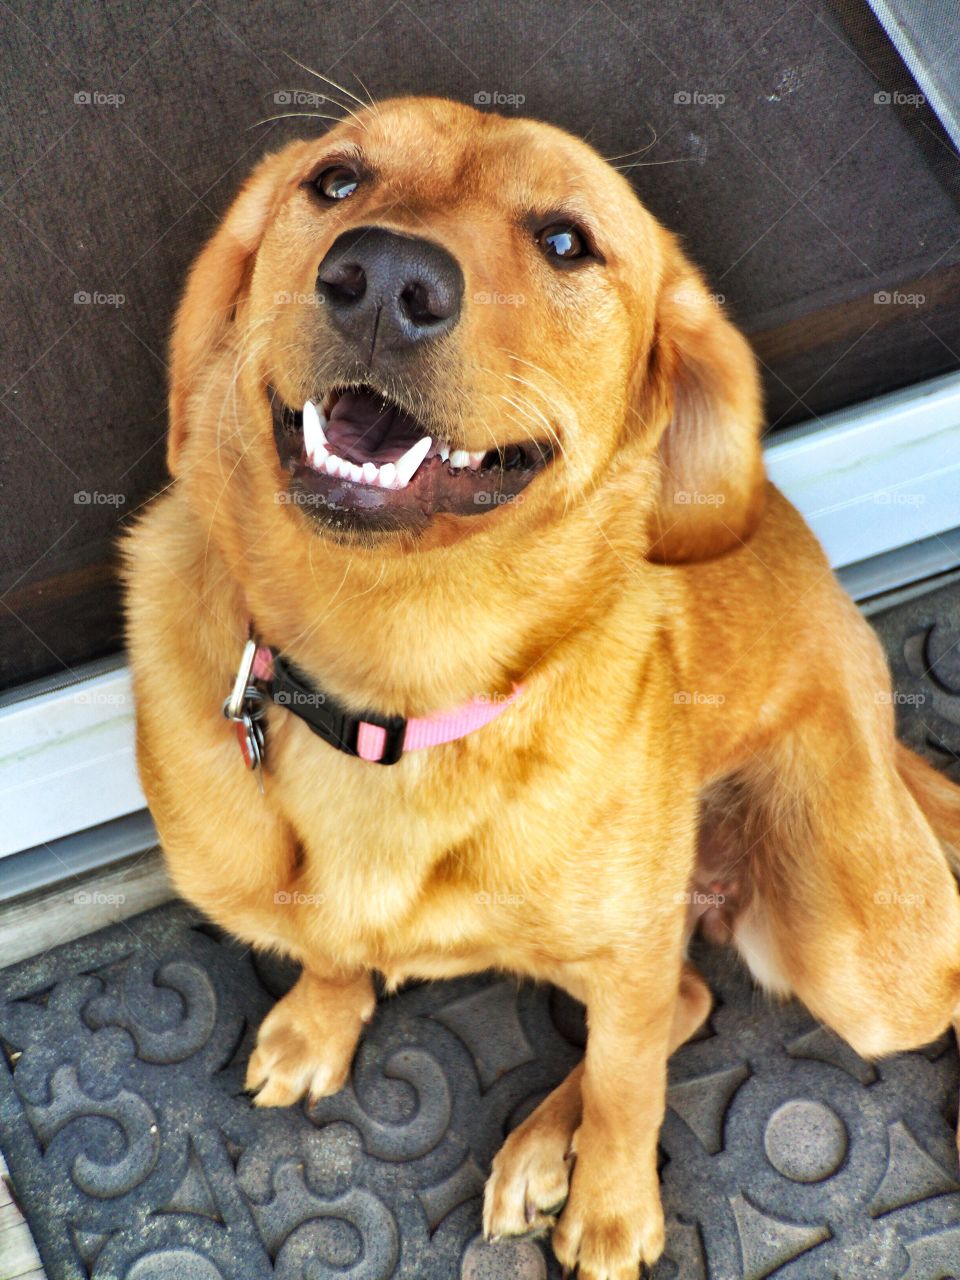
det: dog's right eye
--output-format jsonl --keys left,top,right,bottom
{"left": 315, "top": 166, "right": 360, "bottom": 201}
{"left": 535, "top": 221, "right": 593, "bottom": 266}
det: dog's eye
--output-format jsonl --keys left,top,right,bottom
{"left": 316, "top": 166, "right": 360, "bottom": 201}
{"left": 537, "top": 222, "right": 588, "bottom": 263}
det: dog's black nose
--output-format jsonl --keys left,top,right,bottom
{"left": 317, "top": 226, "right": 463, "bottom": 352}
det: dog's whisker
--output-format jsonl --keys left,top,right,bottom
{"left": 614, "top": 157, "right": 699, "bottom": 171}
{"left": 491, "top": 347, "right": 570, "bottom": 400}
{"left": 496, "top": 386, "right": 564, "bottom": 463}
{"left": 348, "top": 69, "right": 379, "bottom": 115}
{"left": 469, "top": 387, "right": 517, "bottom": 462}
{"left": 200, "top": 431, "right": 259, "bottom": 581}
{"left": 248, "top": 111, "right": 349, "bottom": 131}
{"left": 286, "top": 558, "right": 388, "bottom": 654}
{"left": 476, "top": 355, "right": 565, "bottom": 428}
{"left": 200, "top": 321, "right": 281, "bottom": 578}
{"left": 280, "top": 59, "right": 368, "bottom": 130}
{"left": 495, "top": 371, "right": 569, "bottom": 468}
{"left": 283, "top": 55, "right": 374, "bottom": 116}
{"left": 479, "top": 382, "right": 574, "bottom": 521}
{"left": 215, "top": 319, "right": 274, "bottom": 473}
{"left": 472, "top": 364, "right": 569, "bottom": 520}
{"left": 602, "top": 126, "right": 658, "bottom": 164}
{"left": 286, "top": 556, "right": 353, "bottom": 652}
{"left": 481, "top": 357, "right": 607, "bottom": 529}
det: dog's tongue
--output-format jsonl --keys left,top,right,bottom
{"left": 327, "top": 390, "right": 426, "bottom": 464}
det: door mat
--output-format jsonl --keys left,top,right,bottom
{"left": 2, "top": 575, "right": 960, "bottom": 1280}
{"left": 1, "top": 906, "right": 960, "bottom": 1280}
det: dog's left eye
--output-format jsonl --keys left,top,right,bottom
{"left": 537, "top": 222, "right": 588, "bottom": 263}
{"left": 316, "top": 166, "right": 360, "bottom": 201}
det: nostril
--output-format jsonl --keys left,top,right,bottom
{"left": 401, "top": 282, "right": 438, "bottom": 326}
{"left": 319, "top": 261, "right": 366, "bottom": 306}
{"left": 400, "top": 280, "right": 454, "bottom": 328}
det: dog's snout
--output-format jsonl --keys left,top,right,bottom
{"left": 317, "top": 226, "right": 463, "bottom": 351}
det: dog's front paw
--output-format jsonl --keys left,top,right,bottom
{"left": 245, "top": 972, "right": 374, "bottom": 1107}
{"left": 550, "top": 1143, "right": 664, "bottom": 1280}
{"left": 245, "top": 1004, "right": 357, "bottom": 1107}
{"left": 483, "top": 1109, "right": 574, "bottom": 1239}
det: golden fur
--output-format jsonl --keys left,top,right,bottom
{"left": 124, "top": 97, "right": 960, "bottom": 1279}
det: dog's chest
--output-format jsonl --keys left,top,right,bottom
{"left": 293, "top": 835, "right": 520, "bottom": 980}
{"left": 270, "top": 745, "right": 523, "bottom": 970}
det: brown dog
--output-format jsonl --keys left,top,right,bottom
{"left": 123, "top": 95, "right": 960, "bottom": 1279}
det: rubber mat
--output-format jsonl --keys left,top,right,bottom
{"left": 870, "top": 575, "right": 960, "bottom": 787}
{"left": 2, "top": 576, "right": 960, "bottom": 1280}
{"left": 3, "top": 905, "right": 960, "bottom": 1280}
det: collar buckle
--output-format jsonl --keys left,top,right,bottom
{"left": 269, "top": 653, "right": 407, "bottom": 764}
{"left": 367, "top": 714, "right": 407, "bottom": 765}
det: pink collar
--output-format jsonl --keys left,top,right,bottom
{"left": 225, "top": 636, "right": 523, "bottom": 768}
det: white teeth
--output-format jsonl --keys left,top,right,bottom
{"left": 394, "top": 436, "right": 432, "bottom": 487}
{"left": 302, "top": 400, "right": 328, "bottom": 464}
{"left": 302, "top": 410, "right": 496, "bottom": 486}
{"left": 310, "top": 437, "right": 437, "bottom": 490}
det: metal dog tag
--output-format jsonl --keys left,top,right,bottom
{"left": 234, "top": 712, "right": 265, "bottom": 772}
{"left": 226, "top": 639, "right": 258, "bottom": 721}
{"left": 224, "top": 639, "right": 266, "bottom": 788}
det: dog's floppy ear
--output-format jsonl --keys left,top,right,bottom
{"left": 642, "top": 239, "right": 766, "bottom": 562}
{"left": 167, "top": 143, "right": 310, "bottom": 476}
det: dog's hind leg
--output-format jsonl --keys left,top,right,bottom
{"left": 897, "top": 742, "right": 960, "bottom": 873}
{"left": 897, "top": 742, "right": 960, "bottom": 1160}
{"left": 730, "top": 714, "right": 960, "bottom": 1078}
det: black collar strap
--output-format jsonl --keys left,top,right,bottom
{"left": 265, "top": 651, "right": 407, "bottom": 764}
{"left": 230, "top": 634, "right": 524, "bottom": 768}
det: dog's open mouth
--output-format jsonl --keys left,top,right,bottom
{"left": 272, "top": 385, "right": 554, "bottom": 535}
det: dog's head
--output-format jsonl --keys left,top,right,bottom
{"left": 169, "top": 96, "right": 763, "bottom": 563}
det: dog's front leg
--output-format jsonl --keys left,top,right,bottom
{"left": 549, "top": 954, "right": 683, "bottom": 1280}
{"left": 484, "top": 962, "right": 710, "bottom": 1248}
{"left": 245, "top": 967, "right": 375, "bottom": 1107}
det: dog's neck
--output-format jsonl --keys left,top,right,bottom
{"left": 202, "top": 466, "right": 665, "bottom": 717}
